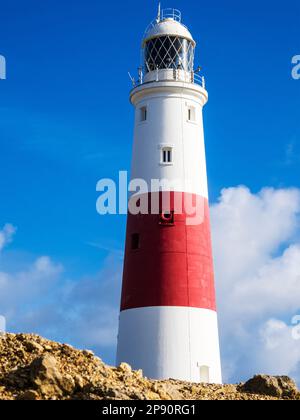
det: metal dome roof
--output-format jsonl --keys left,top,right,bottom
{"left": 142, "top": 11, "right": 195, "bottom": 47}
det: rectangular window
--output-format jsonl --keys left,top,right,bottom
{"left": 131, "top": 233, "right": 140, "bottom": 250}
{"left": 163, "top": 150, "right": 167, "bottom": 163}
{"left": 140, "top": 106, "right": 147, "bottom": 122}
{"left": 187, "top": 106, "right": 196, "bottom": 122}
{"left": 162, "top": 147, "right": 172, "bottom": 164}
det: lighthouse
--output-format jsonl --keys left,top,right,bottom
{"left": 116, "top": 7, "right": 222, "bottom": 384}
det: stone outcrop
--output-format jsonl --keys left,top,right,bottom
{"left": 0, "top": 334, "right": 299, "bottom": 400}
{"left": 238, "top": 375, "right": 299, "bottom": 398}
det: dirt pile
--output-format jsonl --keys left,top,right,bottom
{"left": 0, "top": 333, "right": 299, "bottom": 400}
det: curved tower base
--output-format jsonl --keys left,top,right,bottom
{"left": 117, "top": 306, "right": 222, "bottom": 384}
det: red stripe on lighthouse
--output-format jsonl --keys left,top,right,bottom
{"left": 120, "top": 192, "right": 216, "bottom": 312}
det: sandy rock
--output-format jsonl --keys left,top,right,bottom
{"left": 0, "top": 334, "right": 299, "bottom": 400}
{"left": 19, "top": 390, "right": 40, "bottom": 400}
{"left": 239, "top": 375, "right": 299, "bottom": 398}
{"left": 74, "top": 374, "right": 85, "bottom": 390}
{"left": 29, "top": 354, "right": 75, "bottom": 397}
{"left": 118, "top": 363, "right": 132, "bottom": 374}
{"left": 151, "top": 382, "right": 182, "bottom": 400}
{"left": 82, "top": 350, "right": 94, "bottom": 357}
{"left": 24, "top": 341, "right": 44, "bottom": 353}
{"left": 43, "top": 345, "right": 52, "bottom": 351}
{"left": 276, "top": 376, "right": 299, "bottom": 398}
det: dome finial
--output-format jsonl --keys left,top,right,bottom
{"left": 156, "top": 2, "right": 161, "bottom": 23}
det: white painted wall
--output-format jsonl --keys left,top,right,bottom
{"left": 130, "top": 80, "right": 209, "bottom": 199}
{"left": 117, "top": 306, "right": 222, "bottom": 384}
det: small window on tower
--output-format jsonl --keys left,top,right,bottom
{"left": 161, "top": 147, "right": 173, "bottom": 164}
{"left": 131, "top": 233, "right": 140, "bottom": 250}
{"left": 140, "top": 106, "right": 147, "bottom": 122}
{"left": 187, "top": 106, "right": 196, "bottom": 122}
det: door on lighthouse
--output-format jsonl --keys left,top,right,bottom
{"left": 199, "top": 365, "right": 210, "bottom": 383}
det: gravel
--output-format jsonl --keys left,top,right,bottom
{"left": 0, "top": 333, "right": 299, "bottom": 400}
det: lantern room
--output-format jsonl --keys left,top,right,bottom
{"left": 142, "top": 8, "right": 197, "bottom": 83}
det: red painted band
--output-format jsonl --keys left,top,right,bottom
{"left": 120, "top": 192, "right": 217, "bottom": 312}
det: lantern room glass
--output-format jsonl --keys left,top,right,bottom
{"left": 144, "top": 35, "right": 194, "bottom": 73}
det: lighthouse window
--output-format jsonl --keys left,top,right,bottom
{"left": 187, "top": 106, "right": 196, "bottom": 122}
{"left": 162, "top": 147, "right": 173, "bottom": 164}
{"left": 140, "top": 106, "right": 147, "bottom": 122}
{"left": 131, "top": 233, "right": 140, "bottom": 250}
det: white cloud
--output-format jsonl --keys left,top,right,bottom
{"left": 0, "top": 230, "right": 122, "bottom": 362}
{"left": 211, "top": 186, "right": 300, "bottom": 384}
{"left": 1, "top": 254, "right": 121, "bottom": 350}
{"left": 284, "top": 138, "right": 300, "bottom": 166}
{"left": 0, "top": 224, "right": 16, "bottom": 252}
{"left": 253, "top": 319, "right": 300, "bottom": 382}
{"left": 33, "top": 256, "right": 62, "bottom": 275}
{"left": 0, "top": 256, "right": 63, "bottom": 306}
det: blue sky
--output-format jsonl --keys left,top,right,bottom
{"left": 1, "top": 0, "right": 300, "bottom": 383}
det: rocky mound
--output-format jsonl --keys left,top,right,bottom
{"left": 0, "top": 333, "right": 299, "bottom": 400}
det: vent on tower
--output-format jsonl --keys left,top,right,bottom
{"left": 159, "top": 211, "right": 175, "bottom": 225}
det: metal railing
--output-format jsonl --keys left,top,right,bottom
{"left": 192, "top": 72, "right": 206, "bottom": 89}
{"left": 161, "top": 8, "right": 181, "bottom": 22}
{"left": 143, "top": 8, "right": 189, "bottom": 41}
{"left": 129, "top": 68, "right": 206, "bottom": 89}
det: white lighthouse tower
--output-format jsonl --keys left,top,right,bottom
{"left": 117, "top": 7, "right": 222, "bottom": 384}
